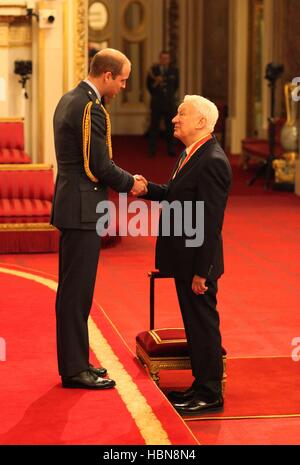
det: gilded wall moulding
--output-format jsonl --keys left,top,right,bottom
{"left": 0, "top": 16, "right": 17, "bottom": 24}
{"left": 0, "top": 0, "right": 28, "bottom": 18}
{"left": 74, "top": 0, "right": 87, "bottom": 85}
{"left": 0, "top": 25, "right": 9, "bottom": 46}
{"left": 9, "top": 24, "right": 31, "bottom": 45}
{"left": 0, "top": 15, "right": 31, "bottom": 47}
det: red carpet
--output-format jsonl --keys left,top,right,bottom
{"left": 189, "top": 417, "right": 300, "bottom": 445}
{"left": 159, "top": 357, "right": 300, "bottom": 418}
{"left": 0, "top": 268, "right": 198, "bottom": 445}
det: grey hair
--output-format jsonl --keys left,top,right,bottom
{"left": 183, "top": 95, "right": 219, "bottom": 132}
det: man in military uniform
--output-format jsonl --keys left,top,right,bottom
{"left": 147, "top": 50, "right": 179, "bottom": 156}
{"left": 51, "top": 48, "right": 147, "bottom": 390}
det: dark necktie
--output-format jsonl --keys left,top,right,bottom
{"left": 178, "top": 149, "right": 187, "bottom": 168}
{"left": 172, "top": 150, "right": 187, "bottom": 179}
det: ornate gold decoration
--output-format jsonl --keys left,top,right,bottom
{"left": 273, "top": 152, "right": 297, "bottom": 184}
{"left": 88, "top": 1, "right": 108, "bottom": 31}
{"left": 9, "top": 22, "right": 31, "bottom": 45}
{"left": 285, "top": 82, "right": 298, "bottom": 127}
{"left": 100, "top": 103, "right": 113, "bottom": 159}
{"left": 82, "top": 101, "right": 113, "bottom": 182}
{"left": 136, "top": 343, "right": 192, "bottom": 386}
{"left": 136, "top": 341, "right": 227, "bottom": 391}
{"left": 74, "top": 0, "right": 87, "bottom": 85}
{"left": 121, "top": 0, "right": 147, "bottom": 42}
{"left": 0, "top": 117, "right": 24, "bottom": 122}
{"left": 82, "top": 101, "right": 98, "bottom": 182}
{"left": 0, "top": 223, "right": 57, "bottom": 232}
{"left": 0, "top": 9, "right": 31, "bottom": 45}
{"left": 273, "top": 82, "right": 299, "bottom": 184}
{"left": 0, "top": 163, "right": 52, "bottom": 170}
{"left": 0, "top": 24, "right": 9, "bottom": 46}
{"left": 38, "top": 21, "right": 45, "bottom": 163}
{"left": 149, "top": 329, "right": 188, "bottom": 345}
{"left": 88, "top": 0, "right": 111, "bottom": 46}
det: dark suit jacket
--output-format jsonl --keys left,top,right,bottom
{"left": 144, "top": 136, "right": 232, "bottom": 280}
{"left": 51, "top": 81, "right": 134, "bottom": 230}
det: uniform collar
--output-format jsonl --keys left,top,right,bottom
{"left": 83, "top": 78, "right": 101, "bottom": 101}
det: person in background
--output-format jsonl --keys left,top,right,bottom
{"left": 146, "top": 50, "right": 179, "bottom": 157}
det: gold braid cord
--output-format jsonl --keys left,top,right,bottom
{"left": 82, "top": 101, "right": 98, "bottom": 182}
{"left": 100, "top": 104, "right": 113, "bottom": 159}
{"left": 82, "top": 101, "right": 113, "bottom": 183}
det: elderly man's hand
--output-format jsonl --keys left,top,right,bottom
{"left": 192, "top": 275, "right": 208, "bottom": 295}
{"left": 130, "top": 174, "right": 148, "bottom": 196}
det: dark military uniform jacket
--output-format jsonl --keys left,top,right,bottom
{"left": 51, "top": 81, "right": 134, "bottom": 230}
{"left": 146, "top": 64, "right": 179, "bottom": 109}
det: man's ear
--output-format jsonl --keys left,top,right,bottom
{"left": 104, "top": 71, "right": 112, "bottom": 82}
{"left": 196, "top": 116, "right": 206, "bottom": 130}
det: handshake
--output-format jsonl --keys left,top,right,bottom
{"left": 130, "top": 174, "right": 148, "bottom": 196}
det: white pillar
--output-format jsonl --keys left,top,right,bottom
{"left": 36, "top": 0, "right": 64, "bottom": 166}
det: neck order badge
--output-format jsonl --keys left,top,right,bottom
{"left": 172, "top": 133, "right": 212, "bottom": 179}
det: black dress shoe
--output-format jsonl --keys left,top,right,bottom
{"left": 89, "top": 363, "right": 107, "bottom": 377}
{"left": 167, "top": 387, "right": 196, "bottom": 403}
{"left": 173, "top": 396, "right": 224, "bottom": 415}
{"left": 62, "top": 370, "right": 116, "bottom": 390}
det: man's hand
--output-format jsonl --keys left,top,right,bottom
{"left": 192, "top": 275, "right": 208, "bottom": 295}
{"left": 130, "top": 174, "right": 148, "bottom": 196}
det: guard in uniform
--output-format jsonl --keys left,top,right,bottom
{"left": 147, "top": 51, "right": 179, "bottom": 156}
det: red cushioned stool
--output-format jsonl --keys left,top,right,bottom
{"left": 136, "top": 271, "right": 227, "bottom": 389}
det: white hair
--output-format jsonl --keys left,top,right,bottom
{"left": 183, "top": 95, "right": 219, "bottom": 132}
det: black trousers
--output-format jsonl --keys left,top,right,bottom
{"left": 55, "top": 229, "right": 101, "bottom": 377}
{"left": 174, "top": 278, "right": 223, "bottom": 401}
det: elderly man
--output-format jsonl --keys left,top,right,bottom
{"left": 141, "top": 95, "right": 232, "bottom": 414}
{"left": 51, "top": 48, "right": 147, "bottom": 390}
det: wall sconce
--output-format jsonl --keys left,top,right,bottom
{"left": 14, "top": 60, "right": 32, "bottom": 99}
{"left": 26, "top": 8, "right": 39, "bottom": 22}
{"left": 26, "top": 0, "right": 56, "bottom": 29}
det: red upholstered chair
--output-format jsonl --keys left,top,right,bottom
{"left": 0, "top": 118, "right": 31, "bottom": 164}
{"left": 136, "top": 271, "right": 227, "bottom": 390}
{"left": 241, "top": 118, "right": 285, "bottom": 169}
{"left": 0, "top": 164, "right": 59, "bottom": 253}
